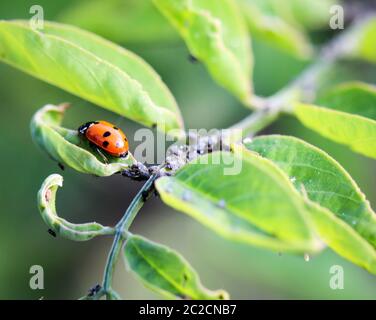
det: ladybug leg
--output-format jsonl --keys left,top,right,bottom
{"left": 95, "top": 147, "right": 109, "bottom": 164}
{"left": 89, "top": 142, "right": 109, "bottom": 164}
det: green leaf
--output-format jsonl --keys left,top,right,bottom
{"left": 153, "top": 0, "right": 253, "bottom": 106}
{"left": 155, "top": 150, "right": 322, "bottom": 253}
{"left": 124, "top": 234, "right": 228, "bottom": 299}
{"left": 292, "top": 82, "right": 376, "bottom": 159}
{"left": 38, "top": 174, "right": 115, "bottom": 241}
{"left": 59, "top": 0, "right": 177, "bottom": 44}
{"left": 31, "top": 104, "right": 137, "bottom": 176}
{"left": 349, "top": 17, "right": 376, "bottom": 64}
{"left": 317, "top": 82, "right": 376, "bottom": 120}
{"left": 239, "top": 0, "right": 313, "bottom": 59}
{"left": 245, "top": 135, "right": 376, "bottom": 273}
{"left": 307, "top": 202, "right": 376, "bottom": 274}
{"left": 0, "top": 20, "right": 183, "bottom": 135}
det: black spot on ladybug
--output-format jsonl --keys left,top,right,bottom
{"left": 113, "top": 126, "right": 119, "bottom": 130}
{"left": 102, "top": 141, "right": 109, "bottom": 148}
{"left": 103, "top": 131, "right": 111, "bottom": 137}
{"left": 48, "top": 229, "right": 56, "bottom": 237}
{"left": 93, "top": 121, "right": 99, "bottom": 124}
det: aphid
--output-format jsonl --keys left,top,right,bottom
{"left": 88, "top": 284, "right": 101, "bottom": 297}
{"left": 48, "top": 229, "right": 56, "bottom": 237}
{"left": 141, "top": 190, "right": 149, "bottom": 202}
{"left": 78, "top": 121, "right": 129, "bottom": 161}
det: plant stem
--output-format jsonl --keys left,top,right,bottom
{"left": 230, "top": 15, "right": 371, "bottom": 138}
{"left": 228, "top": 104, "right": 280, "bottom": 140}
{"left": 102, "top": 174, "right": 158, "bottom": 299}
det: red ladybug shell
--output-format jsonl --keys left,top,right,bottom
{"left": 78, "top": 121, "right": 129, "bottom": 157}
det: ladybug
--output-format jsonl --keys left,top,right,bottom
{"left": 78, "top": 121, "right": 129, "bottom": 159}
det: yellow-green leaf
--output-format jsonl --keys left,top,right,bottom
{"left": 308, "top": 202, "right": 376, "bottom": 274}
{"left": 349, "top": 17, "right": 376, "bottom": 63}
{"left": 239, "top": 0, "right": 313, "bottom": 59}
{"left": 293, "top": 82, "right": 376, "bottom": 159}
{"left": 0, "top": 20, "right": 183, "bottom": 134}
{"left": 124, "top": 234, "right": 228, "bottom": 299}
{"left": 59, "top": 0, "right": 177, "bottom": 44}
{"left": 244, "top": 0, "right": 337, "bottom": 30}
{"left": 246, "top": 135, "right": 376, "bottom": 274}
{"left": 153, "top": 0, "right": 253, "bottom": 106}
{"left": 317, "top": 82, "right": 376, "bottom": 120}
{"left": 155, "top": 150, "right": 322, "bottom": 253}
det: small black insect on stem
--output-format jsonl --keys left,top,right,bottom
{"left": 121, "top": 163, "right": 151, "bottom": 181}
{"left": 141, "top": 190, "right": 150, "bottom": 202}
{"left": 47, "top": 229, "right": 56, "bottom": 237}
{"left": 88, "top": 284, "right": 102, "bottom": 297}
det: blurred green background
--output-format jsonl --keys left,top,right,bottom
{"left": 0, "top": 0, "right": 375, "bottom": 299}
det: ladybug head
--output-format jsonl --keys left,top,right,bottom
{"left": 78, "top": 121, "right": 97, "bottom": 135}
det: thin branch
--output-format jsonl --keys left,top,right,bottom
{"left": 228, "top": 106, "right": 280, "bottom": 140}
{"left": 102, "top": 174, "right": 158, "bottom": 299}
{"left": 230, "top": 15, "right": 375, "bottom": 138}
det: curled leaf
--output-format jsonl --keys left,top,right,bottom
{"left": 37, "top": 174, "right": 115, "bottom": 241}
{"left": 30, "top": 104, "right": 137, "bottom": 176}
{"left": 124, "top": 234, "right": 229, "bottom": 300}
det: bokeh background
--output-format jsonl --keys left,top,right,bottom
{"left": 0, "top": 0, "right": 375, "bottom": 299}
